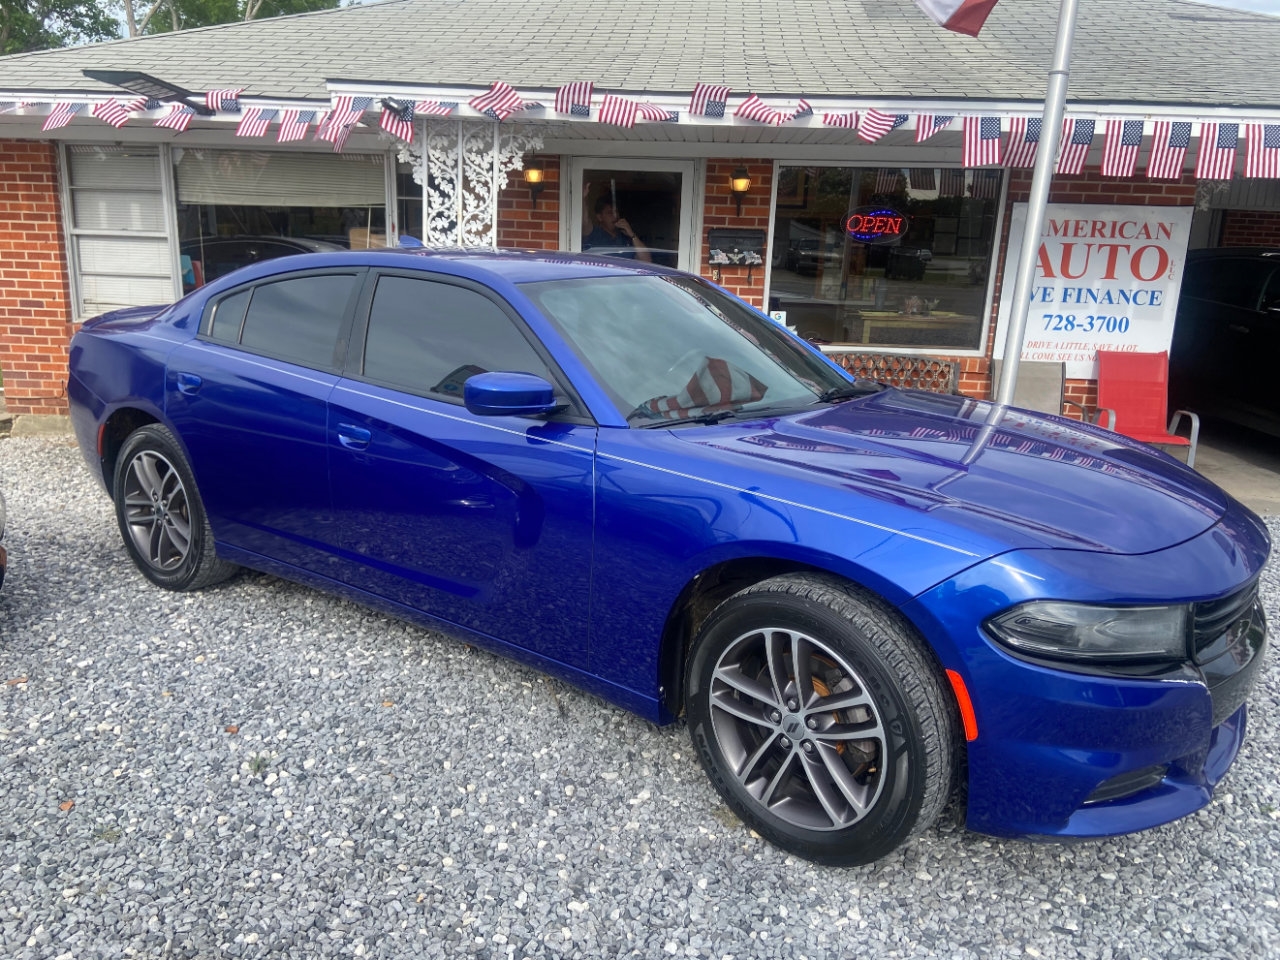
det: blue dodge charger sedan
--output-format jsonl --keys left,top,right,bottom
{"left": 67, "top": 248, "right": 1269, "bottom": 865}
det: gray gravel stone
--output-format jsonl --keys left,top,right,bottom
{"left": 1, "top": 435, "right": 1277, "bottom": 959}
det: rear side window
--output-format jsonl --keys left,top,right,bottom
{"left": 1183, "top": 258, "right": 1269, "bottom": 310}
{"left": 362, "top": 275, "right": 558, "bottom": 402}
{"left": 207, "top": 273, "right": 358, "bottom": 371}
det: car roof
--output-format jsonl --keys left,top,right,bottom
{"left": 344, "top": 247, "right": 684, "bottom": 284}
{"left": 1186, "top": 247, "right": 1280, "bottom": 261}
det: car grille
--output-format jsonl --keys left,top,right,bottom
{"left": 1192, "top": 582, "right": 1258, "bottom": 658}
{"left": 1191, "top": 579, "right": 1267, "bottom": 727}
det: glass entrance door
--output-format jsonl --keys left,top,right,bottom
{"left": 566, "top": 159, "right": 698, "bottom": 272}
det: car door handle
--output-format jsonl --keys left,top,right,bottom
{"left": 336, "top": 423, "right": 372, "bottom": 450}
{"left": 175, "top": 372, "right": 203, "bottom": 395}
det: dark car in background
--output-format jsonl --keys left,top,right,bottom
{"left": 180, "top": 236, "right": 344, "bottom": 292}
{"left": 1170, "top": 248, "right": 1280, "bottom": 437}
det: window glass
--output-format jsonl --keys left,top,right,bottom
{"left": 239, "top": 274, "right": 356, "bottom": 369}
{"left": 208, "top": 289, "right": 250, "bottom": 343}
{"left": 363, "top": 276, "right": 556, "bottom": 401}
{"left": 769, "top": 166, "right": 1000, "bottom": 350}
{"left": 1183, "top": 258, "right": 1269, "bottom": 309}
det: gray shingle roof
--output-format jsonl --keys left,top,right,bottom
{"left": 0, "top": 0, "right": 1276, "bottom": 108}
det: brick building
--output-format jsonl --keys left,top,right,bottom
{"left": 0, "top": 0, "right": 1278, "bottom": 429}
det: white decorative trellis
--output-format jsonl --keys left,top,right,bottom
{"left": 397, "top": 120, "right": 544, "bottom": 247}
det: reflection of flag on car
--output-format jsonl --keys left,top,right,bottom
{"left": 1004, "top": 117, "right": 1041, "bottom": 168}
{"left": 1195, "top": 122, "right": 1239, "bottom": 180}
{"left": 1147, "top": 121, "right": 1192, "bottom": 179}
{"left": 859, "top": 110, "right": 908, "bottom": 143}
{"left": 913, "top": 0, "right": 1001, "bottom": 36}
{"left": 1055, "top": 119, "right": 1095, "bottom": 175}
{"left": 689, "top": 83, "right": 730, "bottom": 118}
{"left": 555, "top": 82, "right": 594, "bottom": 116}
{"left": 645, "top": 357, "right": 768, "bottom": 421}
{"left": 1101, "top": 119, "right": 1144, "bottom": 177}
{"left": 964, "top": 116, "right": 1002, "bottom": 166}
{"left": 915, "top": 115, "right": 954, "bottom": 142}
{"left": 1245, "top": 123, "right": 1280, "bottom": 178}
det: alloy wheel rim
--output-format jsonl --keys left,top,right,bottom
{"left": 708, "top": 627, "right": 887, "bottom": 831}
{"left": 122, "top": 450, "right": 192, "bottom": 572}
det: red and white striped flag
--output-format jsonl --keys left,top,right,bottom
{"left": 734, "top": 94, "right": 786, "bottom": 126}
{"left": 1195, "top": 122, "right": 1239, "bottom": 180}
{"left": 92, "top": 97, "right": 147, "bottom": 129}
{"left": 204, "top": 88, "right": 243, "bottom": 113}
{"left": 822, "top": 111, "right": 858, "bottom": 129}
{"left": 1101, "top": 119, "right": 1144, "bottom": 178}
{"left": 598, "top": 95, "right": 638, "bottom": 128}
{"left": 915, "top": 114, "right": 954, "bottom": 142}
{"left": 1147, "top": 121, "right": 1192, "bottom": 179}
{"left": 317, "top": 96, "right": 371, "bottom": 144}
{"left": 42, "top": 102, "right": 85, "bottom": 131}
{"left": 469, "top": 81, "right": 525, "bottom": 121}
{"left": 554, "top": 82, "right": 593, "bottom": 117}
{"left": 155, "top": 103, "right": 195, "bottom": 133}
{"left": 964, "top": 116, "right": 1002, "bottom": 166}
{"left": 913, "top": 0, "right": 1001, "bottom": 36}
{"left": 1055, "top": 118, "right": 1095, "bottom": 175}
{"left": 1003, "top": 117, "right": 1041, "bottom": 168}
{"left": 277, "top": 109, "right": 316, "bottom": 143}
{"left": 379, "top": 99, "right": 415, "bottom": 141}
{"left": 636, "top": 102, "right": 678, "bottom": 123}
{"left": 689, "top": 83, "right": 730, "bottom": 118}
{"left": 415, "top": 101, "right": 457, "bottom": 118}
{"left": 875, "top": 168, "right": 903, "bottom": 194}
{"left": 859, "top": 109, "right": 909, "bottom": 143}
{"left": 1245, "top": 123, "right": 1280, "bottom": 178}
{"left": 235, "top": 108, "right": 275, "bottom": 138}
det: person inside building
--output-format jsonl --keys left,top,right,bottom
{"left": 582, "top": 195, "right": 652, "bottom": 262}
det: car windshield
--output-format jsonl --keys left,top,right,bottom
{"left": 521, "top": 274, "right": 848, "bottom": 425}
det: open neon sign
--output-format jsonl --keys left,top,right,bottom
{"left": 843, "top": 206, "right": 908, "bottom": 245}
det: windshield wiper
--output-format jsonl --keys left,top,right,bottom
{"left": 817, "top": 380, "right": 886, "bottom": 403}
{"left": 636, "top": 407, "right": 743, "bottom": 428}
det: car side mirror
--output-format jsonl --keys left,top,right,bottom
{"left": 464, "top": 371, "right": 561, "bottom": 417}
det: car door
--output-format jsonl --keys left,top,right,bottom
{"left": 327, "top": 270, "right": 596, "bottom": 666}
{"left": 165, "top": 268, "right": 364, "bottom": 572}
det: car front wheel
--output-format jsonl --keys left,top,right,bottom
{"left": 113, "top": 424, "right": 237, "bottom": 591}
{"left": 686, "top": 573, "right": 957, "bottom": 866}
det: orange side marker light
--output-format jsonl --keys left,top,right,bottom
{"left": 945, "top": 669, "right": 979, "bottom": 742}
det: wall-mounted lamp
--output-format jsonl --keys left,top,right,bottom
{"left": 730, "top": 166, "right": 751, "bottom": 216}
{"left": 524, "top": 157, "right": 546, "bottom": 207}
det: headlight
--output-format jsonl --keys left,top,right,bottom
{"left": 985, "top": 602, "right": 1188, "bottom": 663}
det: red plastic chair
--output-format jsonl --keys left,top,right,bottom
{"left": 1094, "top": 350, "right": 1200, "bottom": 467}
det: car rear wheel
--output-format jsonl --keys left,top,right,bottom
{"left": 113, "top": 424, "right": 237, "bottom": 591}
{"left": 686, "top": 573, "right": 956, "bottom": 866}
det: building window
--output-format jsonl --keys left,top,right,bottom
{"left": 768, "top": 166, "right": 1001, "bottom": 351}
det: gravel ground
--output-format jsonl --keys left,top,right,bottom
{"left": 1, "top": 435, "right": 1277, "bottom": 960}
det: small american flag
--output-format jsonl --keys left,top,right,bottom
{"left": 469, "top": 81, "right": 525, "bottom": 121}
{"left": 734, "top": 94, "right": 786, "bottom": 126}
{"left": 786, "top": 99, "right": 813, "bottom": 122}
{"left": 874, "top": 168, "right": 903, "bottom": 194}
{"left": 1004, "top": 117, "right": 1041, "bottom": 168}
{"left": 235, "top": 107, "right": 276, "bottom": 138}
{"left": 92, "top": 97, "right": 147, "bottom": 129}
{"left": 380, "top": 99, "right": 416, "bottom": 141}
{"left": 939, "top": 168, "right": 966, "bottom": 196}
{"left": 1147, "top": 121, "right": 1192, "bottom": 179}
{"left": 1245, "top": 123, "right": 1280, "bottom": 179}
{"left": 915, "top": 114, "right": 954, "bottom": 142}
{"left": 415, "top": 100, "right": 457, "bottom": 117}
{"left": 689, "top": 83, "right": 730, "bottom": 118}
{"left": 636, "top": 102, "right": 678, "bottom": 123}
{"left": 963, "top": 116, "right": 1002, "bottom": 166}
{"left": 859, "top": 110, "right": 909, "bottom": 143}
{"left": 1101, "top": 119, "right": 1144, "bottom": 178}
{"left": 277, "top": 109, "right": 316, "bottom": 142}
{"left": 598, "top": 94, "right": 638, "bottom": 128}
{"left": 909, "top": 168, "right": 936, "bottom": 191}
{"left": 204, "top": 88, "right": 243, "bottom": 113}
{"left": 155, "top": 103, "right": 195, "bottom": 133}
{"left": 317, "top": 96, "right": 372, "bottom": 147}
{"left": 969, "top": 169, "right": 1002, "bottom": 200}
{"left": 1194, "top": 122, "right": 1239, "bottom": 180}
{"left": 1055, "top": 118, "right": 1095, "bottom": 175}
{"left": 42, "top": 102, "right": 85, "bottom": 131}
{"left": 554, "top": 81, "right": 593, "bottom": 117}
{"left": 822, "top": 111, "right": 858, "bottom": 129}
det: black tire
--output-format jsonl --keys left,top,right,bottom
{"left": 685, "top": 573, "right": 956, "bottom": 866}
{"left": 112, "top": 424, "right": 237, "bottom": 591}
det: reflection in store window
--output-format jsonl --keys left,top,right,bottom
{"left": 768, "top": 166, "right": 1001, "bottom": 350}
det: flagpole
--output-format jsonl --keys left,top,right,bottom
{"left": 994, "top": 0, "right": 1080, "bottom": 406}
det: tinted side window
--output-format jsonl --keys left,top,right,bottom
{"left": 363, "top": 276, "right": 556, "bottom": 401}
{"left": 1183, "top": 258, "right": 1268, "bottom": 310}
{"left": 238, "top": 274, "right": 357, "bottom": 370}
{"left": 208, "top": 288, "right": 250, "bottom": 343}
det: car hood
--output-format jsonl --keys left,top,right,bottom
{"left": 671, "top": 389, "right": 1229, "bottom": 555}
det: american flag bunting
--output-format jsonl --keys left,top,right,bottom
{"left": 92, "top": 97, "right": 147, "bottom": 129}
{"left": 42, "top": 102, "right": 85, "bottom": 131}
{"left": 1147, "top": 121, "right": 1192, "bottom": 179}
{"left": 689, "top": 83, "right": 731, "bottom": 119}
{"left": 859, "top": 110, "right": 909, "bottom": 143}
{"left": 554, "top": 82, "right": 593, "bottom": 117}
{"left": 416, "top": 101, "right": 457, "bottom": 117}
{"left": 277, "top": 109, "right": 316, "bottom": 143}
{"left": 598, "top": 95, "right": 638, "bottom": 128}
{"left": 469, "top": 81, "right": 526, "bottom": 121}
{"left": 970, "top": 169, "right": 1002, "bottom": 199}
{"left": 317, "top": 96, "right": 372, "bottom": 147}
{"left": 155, "top": 103, "right": 195, "bottom": 133}
{"left": 204, "top": 88, "right": 243, "bottom": 113}
{"left": 1195, "top": 122, "right": 1239, "bottom": 180}
{"left": 914, "top": 0, "right": 1002, "bottom": 37}
{"left": 909, "top": 168, "right": 936, "bottom": 191}
{"left": 1055, "top": 118, "right": 1095, "bottom": 175}
{"left": 964, "top": 116, "right": 1003, "bottom": 166}
{"left": 875, "top": 168, "right": 903, "bottom": 194}
{"left": 789, "top": 100, "right": 813, "bottom": 121}
{"left": 734, "top": 94, "right": 787, "bottom": 126}
{"left": 1003, "top": 117, "right": 1041, "bottom": 168}
{"left": 1245, "top": 123, "right": 1280, "bottom": 178}
{"left": 915, "top": 114, "right": 954, "bottom": 142}
{"left": 1101, "top": 119, "right": 1144, "bottom": 178}
{"left": 636, "top": 102, "right": 678, "bottom": 123}
{"left": 379, "top": 99, "right": 416, "bottom": 141}
{"left": 822, "top": 111, "right": 858, "bottom": 129}
{"left": 939, "top": 168, "right": 966, "bottom": 196}
{"left": 235, "top": 107, "right": 276, "bottom": 138}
